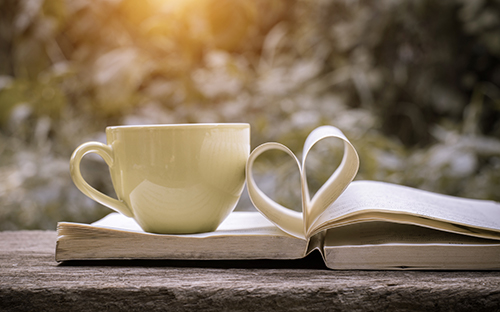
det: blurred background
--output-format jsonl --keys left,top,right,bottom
{"left": 1, "top": 0, "right": 499, "bottom": 230}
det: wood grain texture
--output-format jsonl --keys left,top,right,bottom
{"left": 1, "top": 231, "right": 500, "bottom": 311}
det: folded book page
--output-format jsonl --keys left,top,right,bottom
{"left": 246, "top": 126, "right": 359, "bottom": 239}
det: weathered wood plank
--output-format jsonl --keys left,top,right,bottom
{"left": 1, "top": 231, "right": 500, "bottom": 311}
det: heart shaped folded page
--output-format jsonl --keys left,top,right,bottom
{"left": 246, "top": 125, "right": 359, "bottom": 239}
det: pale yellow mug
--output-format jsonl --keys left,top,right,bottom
{"left": 70, "top": 123, "right": 250, "bottom": 234}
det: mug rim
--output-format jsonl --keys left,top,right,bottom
{"left": 106, "top": 123, "right": 250, "bottom": 131}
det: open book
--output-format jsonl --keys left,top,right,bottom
{"left": 56, "top": 126, "right": 500, "bottom": 270}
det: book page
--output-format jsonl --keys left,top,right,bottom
{"left": 90, "top": 211, "right": 290, "bottom": 238}
{"left": 324, "top": 221, "right": 500, "bottom": 246}
{"left": 246, "top": 142, "right": 306, "bottom": 239}
{"left": 301, "top": 126, "right": 359, "bottom": 236}
{"left": 311, "top": 180, "right": 500, "bottom": 235}
{"left": 246, "top": 126, "right": 360, "bottom": 239}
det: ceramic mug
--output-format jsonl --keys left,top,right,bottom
{"left": 70, "top": 123, "right": 250, "bottom": 234}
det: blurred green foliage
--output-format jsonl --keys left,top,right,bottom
{"left": 0, "top": 0, "right": 499, "bottom": 230}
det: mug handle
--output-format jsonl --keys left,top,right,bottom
{"left": 70, "top": 142, "right": 134, "bottom": 218}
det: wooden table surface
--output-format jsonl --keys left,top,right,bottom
{"left": 1, "top": 230, "right": 500, "bottom": 311}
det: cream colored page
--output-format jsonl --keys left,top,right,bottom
{"left": 312, "top": 180, "right": 500, "bottom": 233}
{"left": 91, "top": 211, "right": 288, "bottom": 237}
{"left": 92, "top": 213, "right": 144, "bottom": 232}
{"left": 324, "top": 221, "right": 500, "bottom": 247}
{"left": 245, "top": 126, "right": 360, "bottom": 239}
{"left": 246, "top": 142, "right": 305, "bottom": 239}
{"left": 300, "top": 126, "right": 359, "bottom": 235}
